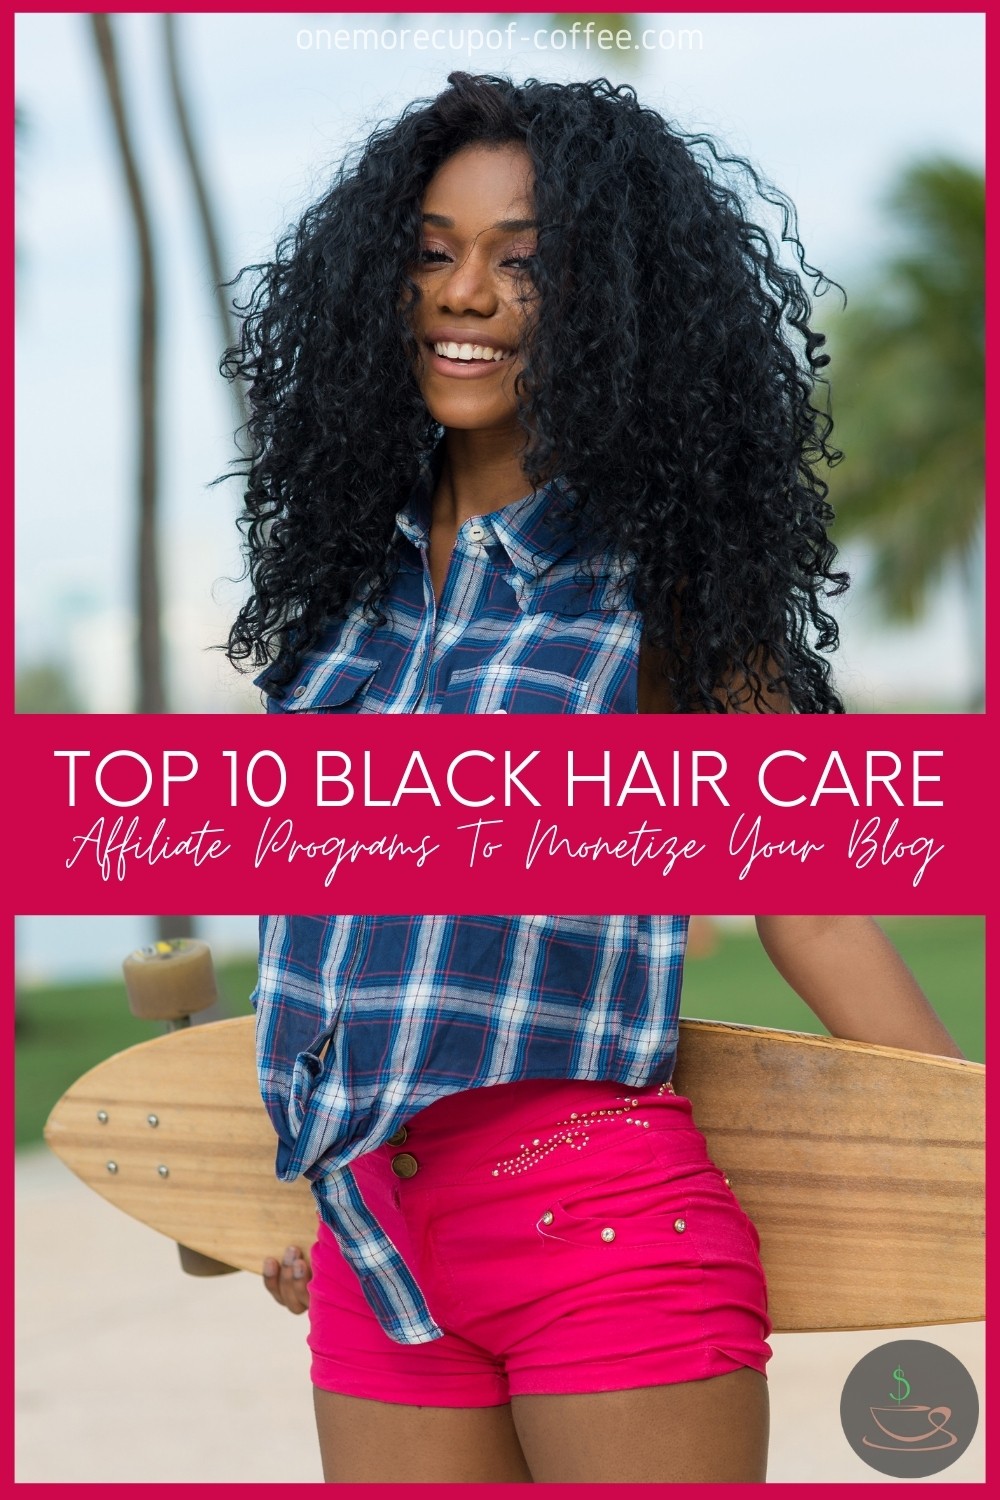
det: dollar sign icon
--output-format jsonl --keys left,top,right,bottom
{"left": 890, "top": 1366, "right": 911, "bottom": 1404}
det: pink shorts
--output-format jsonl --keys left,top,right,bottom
{"left": 308, "top": 1077, "right": 772, "bottom": 1405}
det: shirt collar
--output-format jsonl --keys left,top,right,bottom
{"left": 394, "top": 436, "right": 579, "bottom": 580}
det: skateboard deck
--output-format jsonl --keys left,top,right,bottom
{"left": 44, "top": 1014, "right": 983, "bottom": 1332}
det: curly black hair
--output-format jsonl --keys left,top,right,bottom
{"left": 218, "top": 70, "right": 849, "bottom": 712}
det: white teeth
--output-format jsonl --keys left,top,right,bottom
{"left": 433, "top": 341, "right": 509, "bottom": 362}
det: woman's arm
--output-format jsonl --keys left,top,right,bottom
{"left": 754, "top": 915, "right": 965, "bottom": 1058}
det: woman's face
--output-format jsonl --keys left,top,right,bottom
{"left": 405, "top": 141, "right": 539, "bottom": 434}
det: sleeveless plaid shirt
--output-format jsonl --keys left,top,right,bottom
{"left": 252, "top": 444, "right": 689, "bottom": 1343}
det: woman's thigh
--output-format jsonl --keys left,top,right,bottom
{"left": 313, "top": 1389, "right": 534, "bottom": 1483}
{"left": 511, "top": 1367, "right": 769, "bottom": 1483}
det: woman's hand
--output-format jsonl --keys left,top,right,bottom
{"left": 754, "top": 915, "right": 965, "bottom": 1058}
{"left": 262, "top": 1245, "right": 312, "bottom": 1314}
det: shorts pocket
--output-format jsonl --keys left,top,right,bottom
{"left": 537, "top": 1136, "right": 717, "bottom": 1251}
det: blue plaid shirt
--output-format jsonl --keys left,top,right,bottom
{"left": 252, "top": 444, "right": 689, "bottom": 1344}
{"left": 255, "top": 437, "right": 642, "bottom": 714}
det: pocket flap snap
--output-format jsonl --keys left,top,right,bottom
{"left": 280, "top": 654, "right": 381, "bottom": 712}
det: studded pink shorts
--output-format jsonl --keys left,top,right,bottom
{"left": 307, "top": 1077, "right": 772, "bottom": 1405}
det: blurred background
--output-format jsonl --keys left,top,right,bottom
{"left": 15, "top": 11, "right": 984, "bottom": 714}
{"left": 15, "top": 913, "right": 984, "bottom": 1482}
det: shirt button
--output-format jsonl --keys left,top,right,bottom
{"left": 387, "top": 1126, "right": 408, "bottom": 1146}
{"left": 468, "top": 524, "right": 486, "bottom": 542}
{"left": 391, "top": 1152, "right": 419, "bottom": 1179}
{"left": 292, "top": 685, "right": 306, "bottom": 698}
{"left": 493, "top": 708, "right": 508, "bottom": 714}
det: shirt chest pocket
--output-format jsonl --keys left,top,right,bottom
{"left": 442, "top": 662, "right": 591, "bottom": 714}
{"left": 278, "top": 654, "right": 382, "bottom": 713}
{"left": 440, "top": 567, "right": 639, "bottom": 714}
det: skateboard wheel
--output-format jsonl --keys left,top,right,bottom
{"left": 122, "top": 939, "right": 218, "bottom": 1021}
{"left": 177, "top": 1244, "right": 239, "bottom": 1277}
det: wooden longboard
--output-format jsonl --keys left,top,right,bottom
{"left": 43, "top": 1016, "right": 983, "bottom": 1333}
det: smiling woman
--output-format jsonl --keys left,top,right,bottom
{"left": 205, "top": 70, "right": 899, "bottom": 1485}
{"left": 218, "top": 70, "right": 848, "bottom": 717}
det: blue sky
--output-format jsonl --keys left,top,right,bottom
{"left": 15, "top": 11, "right": 985, "bottom": 710}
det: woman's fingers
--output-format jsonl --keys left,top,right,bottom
{"left": 262, "top": 1255, "right": 284, "bottom": 1302}
{"left": 262, "top": 1245, "right": 312, "bottom": 1313}
{"left": 284, "top": 1246, "right": 312, "bottom": 1313}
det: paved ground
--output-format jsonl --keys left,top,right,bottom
{"left": 16, "top": 1147, "right": 985, "bottom": 1484}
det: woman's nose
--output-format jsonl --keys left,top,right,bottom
{"left": 436, "top": 248, "right": 497, "bottom": 315}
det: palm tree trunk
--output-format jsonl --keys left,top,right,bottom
{"left": 155, "top": 916, "right": 196, "bottom": 943}
{"left": 961, "top": 516, "right": 985, "bottom": 711}
{"left": 89, "top": 14, "right": 165, "bottom": 713}
{"left": 161, "top": 16, "right": 249, "bottom": 443}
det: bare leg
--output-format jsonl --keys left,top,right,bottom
{"left": 313, "top": 1389, "right": 534, "bottom": 1483}
{"left": 512, "top": 1367, "right": 769, "bottom": 1483}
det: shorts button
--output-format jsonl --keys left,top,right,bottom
{"left": 541, "top": 1210, "right": 554, "bottom": 1225}
{"left": 600, "top": 1227, "right": 616, "bottom": 1243}
{"left": 387, "top": 1127, "right": 408, "bottom": 1146}
{"left": 673, "top": 1218, "right": 687, "bottom": 1233}
{"left": 391, "top": 1152, "right": 419, "bottom": 1179}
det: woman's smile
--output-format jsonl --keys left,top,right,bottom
{"left": 424, "top": 332, "right": 516, "bottom": 378}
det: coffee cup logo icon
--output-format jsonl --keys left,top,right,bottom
{"left": 841, "top": 1341, "right": 978, "bottom": 1476}
{"left": 861, "top": 1362, "right": 958, "bottom": 1451}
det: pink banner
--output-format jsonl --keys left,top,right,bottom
{"left": 16, "top": 713, "right": 979, "bottom": 913}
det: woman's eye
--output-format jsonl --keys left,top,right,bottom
{"left": 416, "top": 248, "right": 535, "bottom": 270}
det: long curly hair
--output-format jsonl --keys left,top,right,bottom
{"left": 218, "top": 70, "right": 849, "bottom": 712}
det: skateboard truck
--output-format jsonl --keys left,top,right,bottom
{"left": 122, "top": 939, "right": 239, "bottom": 1278}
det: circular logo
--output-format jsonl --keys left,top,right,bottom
{"left": 840, "top": 1340, "right": 979, "bottom": 1476}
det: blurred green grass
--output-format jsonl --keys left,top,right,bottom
{"left": 681, "top": 917, "right": 983, "bottom": 1061}
{"left": 16, "top": 958, "right": 259, "bottom": 1148}
{"left": 16, "top": 919, "right": 982, "bottom": 1148}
